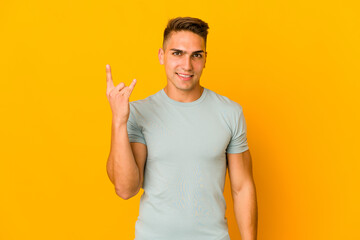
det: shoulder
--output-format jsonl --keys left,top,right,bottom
{"left": 206, "top": 88, "right": 244, "bottom": 114}
{"left": 129, "top": 90, "right": 161, "bottom": 110}
{"left": 128, "top": 91, "right": 161, "bottom": 125}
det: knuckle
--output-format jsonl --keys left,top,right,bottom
{"left": 109, "top": 91, "right": 116, "bottom": 98}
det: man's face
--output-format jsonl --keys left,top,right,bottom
{"left": 158, "top": 30, "right": 207, "bottom": 92}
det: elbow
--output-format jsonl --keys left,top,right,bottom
{"left": 232, "top": 180, "right": 256, "bottom": 197}
{"left": 115, "top": 189, "right": 132, "bottom": 200}
{"left": 115, "top": 187, "right": 140, "bottom": 200}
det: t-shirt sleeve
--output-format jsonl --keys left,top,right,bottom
{"left": 226, "top": 105, "right": 249, "bottom": 153}
{"left": 127, "top": 103, "right": 147, "bottom": 145}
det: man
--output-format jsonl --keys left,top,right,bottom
{"left": 106, "top": 17, "right": 258, "bottom": 240}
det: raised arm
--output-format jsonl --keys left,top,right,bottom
{"left": 105, "top": 64, "right": 147, "bottom": 200}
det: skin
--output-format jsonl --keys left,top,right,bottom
{"left": 106, "top": 65, "right": 146, "bottom": 199}
{"left": 106, "top": 64, "right": 137, "bottom": 125}
{"left": 227, "top": 150, "right": 258, "bottom": 240}
{"left": 158, "top": 30, "right": 207, "bottom": 102}
{"left": 106, "top": 29, "right": 258, "bottom": 239}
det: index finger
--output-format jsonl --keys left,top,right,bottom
{"left": 106, "top": 64, "right": 114, "bottom": 89}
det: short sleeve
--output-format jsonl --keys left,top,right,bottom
{"left": 226, "top": 105, "right": 249, "bottom": 153}
{"left": 127, "top": 103, "right": 147, "bottom": 145}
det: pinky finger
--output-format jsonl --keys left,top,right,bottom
{"left": 123, "top": 79, "right": 136, "bottom": 98}
{"left": 129, "top": 79, "right": 137, "bottom": 90}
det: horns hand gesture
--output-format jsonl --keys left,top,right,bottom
{"left": 106, "top": 64, "right": 137, "bottom": 125}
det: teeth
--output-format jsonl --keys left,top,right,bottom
{"left": 178, "top": 73, "right": 192, "bottom": 77}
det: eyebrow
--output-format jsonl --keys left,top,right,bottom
{"left": 169, "top": 49, "right": 205, "bottom": 54}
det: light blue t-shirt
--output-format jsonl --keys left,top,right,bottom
{"left": 127, "top": 87, "right": 249, "bottom": 240}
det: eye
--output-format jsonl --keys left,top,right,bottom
{"left": 193, "top": 53, "right": 202, "bottom": 58}
{"left": 172, "top": 52, "right": 181, "bottom": 56}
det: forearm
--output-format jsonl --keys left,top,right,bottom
{"left": 232, "top": 182, "right": 258, "bottom": 240}
{"left": 107, "top": 119, "right": 140, "bottom": 198}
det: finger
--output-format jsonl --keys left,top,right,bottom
{"left": 106, "top": 64, "right": 114, "bottom": 90}
{"left": 125, "top": 79, "right": 137, "bottom": 97}
{"left": 114, "top": 82, "right": 125, "bottom": 93}
{"left": 120, "top": 79, "right": 136, "bottom": 98}
{"left": 128, "top": 79, "right": 137, "bottom": 90}
{"left": 119, "top": 85, "right": 128, "bottom": 95}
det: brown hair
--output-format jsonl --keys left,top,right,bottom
{"left": 163, "top": 17, "right": 209, "bottom": 50}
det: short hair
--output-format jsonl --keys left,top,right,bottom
{"left": 163, "top": 17, "right": 210, "bottom": 50}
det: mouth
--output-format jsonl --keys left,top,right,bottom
{"left": 176, "top": 72, "right": 194, "bottom": 81}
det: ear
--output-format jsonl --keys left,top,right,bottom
{"left": 158, "top": 48, "right": 164, "bottom": 65}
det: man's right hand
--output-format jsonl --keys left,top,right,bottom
{"left": 106, "top": 64, "right": 137, "bottom": 125}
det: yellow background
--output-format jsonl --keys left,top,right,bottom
{"left": 1, "top": 0, "right": 359, "bottom": 239}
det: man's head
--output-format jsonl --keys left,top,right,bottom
{"left": 158, "top": 17, "right": 210, "bottom": 92}
{"left": 162, "top": 17, "right": 209, "bottom": 51}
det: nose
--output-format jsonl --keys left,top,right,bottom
{"left": 182, "top": 55, "right": 193, "bottom": 71}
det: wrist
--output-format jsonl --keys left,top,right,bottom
{"left": 112, "top": 118, "right": 127, "bottom": 129}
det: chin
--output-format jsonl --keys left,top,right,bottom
{"left": 176, "top": 84, "right": 196, "bottom": 91}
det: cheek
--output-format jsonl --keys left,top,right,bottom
{"left": 166, "top": 62, "right": 178, "bottom": 71}
{"left": 165, "top": 64, "right": 177, "bottom": 75}
{"left": 194, "top": 62, "right": 205, "bottom": 71}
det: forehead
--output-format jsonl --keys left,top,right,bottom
{"left": 165, "top": 31, "right": 205, "bottom": 51}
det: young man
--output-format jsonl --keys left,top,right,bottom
{"left": 106, "top": 17, "right": 258, "bottom": 240}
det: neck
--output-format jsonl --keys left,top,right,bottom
{"left": 163, "top": 85, "right": 204, "bottom": 103}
